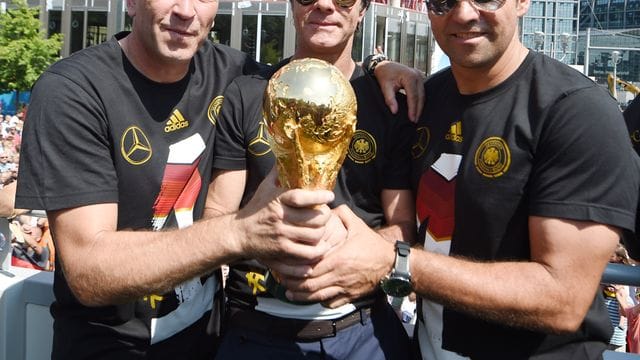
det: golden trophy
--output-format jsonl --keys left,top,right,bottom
{"left": 263, "top": 58, "right": 357, "bottom": 190}
{"left": 262, "top": 58, "right": 357, "bottom": 304}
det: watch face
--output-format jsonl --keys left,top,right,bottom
{"left": 381, "top": 277, "right": 413, "bottom": 298}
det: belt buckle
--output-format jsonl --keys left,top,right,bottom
{"left": 329, "top": 320, "right": 337, "bottom": 338}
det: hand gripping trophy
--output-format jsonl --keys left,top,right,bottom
{"left": 263, "top": 58, "right": 357, "bottom": 190}
{"left": 262, "top": 58, "right": 357, "bottom": 302}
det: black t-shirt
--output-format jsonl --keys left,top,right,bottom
{"left": 623, "top": 96, "right": 640, "bottom": 260}
{"left": 15, "top": 32, "right": 262, "bottom": 359}
{"left": 214, "top": 59, "right": 415, "bottom": 309}
{"left": 624, "top": 96, "right": 640, "bottom": 150}
{"left": 413, "top": 51, "right": 640, "bottom": 359}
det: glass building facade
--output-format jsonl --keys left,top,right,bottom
{"left": 521, "top": 0, "right": 579, "bottom": 65}
{"left": 11, "top": 0, "right": 640, "bottom": 89}
{"left": 9, "top": 0, "right": 432, "bottom": 73}
{"left": 578, "top": 0, "right": 640, "bottom": 103}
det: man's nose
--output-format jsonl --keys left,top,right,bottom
{"left": 174, "top": 0, "right": 196, "bottom": 19}
{"left": 448, "top": 0, "right": 482, "bottom": 21}
{"left": 315, "top": 0, "right": 337, "bottom": 11}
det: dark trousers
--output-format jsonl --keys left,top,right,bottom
{"left": 215, "top": 297, "right": 411, "bottom": 360}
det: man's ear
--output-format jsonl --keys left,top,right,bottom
{"left": 126, "top": 0, "right": 137, "bottom": 17}
{"left": 359, "top": 6, "right": 366, "bottom": 19}
{"left": 516, "top": 0, "right": 531, "bottom": 17}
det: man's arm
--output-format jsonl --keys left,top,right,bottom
{"left": 408, "top": 216, "right": 617, "bottom": 333}
{"left": 49, "top": 170, "right": 342, "bottom": 307}
{"left": 0, "top": 181, "right": 16, "bottom": 217}
{"left": 0, "top": 181, "right": 27, "bottom": 218}
{"left": 204, "top": 169, "right": 247, "bottom": 218}
{"left": 279, "top": 209, "right": 618, "bottom": 334}
{"left": 376, "top": 189, "right": 416, "bottom": 244}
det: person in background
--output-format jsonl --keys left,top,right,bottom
{"left": 6, "top": 125, "right": 21, "bottom": 148}
{"left": 272, "top": 0, "right": 640, "bottom": 358}
{"left": 617, "top": 285, "right": 640, "bottom": 353}
{"left": 603, "top": 243, "right": 633, "bottom": 351}
{"left": 10, "top": 214, "right": 51, "bottom": 271}
{"left": 1, "top": 115, "right": 11, "bottom": 138}
{"left": 622, "top": 96, "right": 640, "bottom": 261}
{"left": 0, "top": 152, "right": 13, "bottom": 173}
{"left": 2, "top": 140, "right": 18, "bottom": 162}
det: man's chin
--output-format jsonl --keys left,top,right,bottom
{"left": 161, "top": 46, "right": 200, "bottom": 63}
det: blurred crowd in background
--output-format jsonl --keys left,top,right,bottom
{"left": 0, "top": 107, "right": 55, "bottom": 272}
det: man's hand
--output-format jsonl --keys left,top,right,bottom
{"left": 273, "top": 205, "right": 395, "bottom": 308}
{"left": 234, "top": 168, "right": 340, "bottom": 265}
{"left": 374, "top": 61, "right": 425, "bottom": 122}
{"left": 261, "top": 209, "right": 348, "bottom": 277}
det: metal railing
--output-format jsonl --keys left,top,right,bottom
{"left": 601, "top": 263, "right": 640, "bottom": 359}
{"left": 603, "top": 263, "right": 640, "bottom": 286}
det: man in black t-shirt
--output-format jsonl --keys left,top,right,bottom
{"left": 273, "top": 0, "right": 640, "bottom": 359}
{"left": 209, "top": 0, "right": 415, "bottom": 358}
{"left": 14, "top": 0, "right": 353, "bottom": 358}
{"left": 622, "top": 96, "right": 640, "bottom": 261}
{"left": 15, "top": 0, "right": 426, "bottom": 355}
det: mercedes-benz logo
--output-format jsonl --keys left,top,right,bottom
{"left": 121, "top": 126, "right": 152, "bottom": 165}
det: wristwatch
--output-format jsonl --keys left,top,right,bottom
{"left": 380, "top": 241, "right": 413, "bottom": 297}
{"left": 362, "top": 53, "right": 388, "bottom": 77}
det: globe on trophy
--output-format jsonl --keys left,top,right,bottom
{"left": 263, "top": 57, "right": 357, "bottom": 190}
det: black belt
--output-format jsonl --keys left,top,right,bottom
{"left": 226, "top": 307, "right": 372, "bottom": 341}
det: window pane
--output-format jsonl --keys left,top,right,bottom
{"left": 260, "top": 15, "right": 284, "bottom": 65}
{"left": 415, "top": 23, "right": 428, "bottom": 73}
{"left": 241, "top": 14, "right": 258, "bottom": 60}
{"left": 48, "top": 10, "right": 61, "bottom": 37}
{"left": 70, "top": 11, "right": 85, "bottom": 54}
{"left": 212, "top": 14, "right": 231, "bottom": 46}
{"left": 86, "top": 11, "right": 107, "bottom": 47}
{"left": 387, "top": 18, "right": 401, "bottom": 62}
{"left": 404, "top": 21, "right": 416, "bottom": 68}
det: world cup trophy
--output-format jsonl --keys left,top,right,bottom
{"left": 262, "top": 58, "right": 357, "bottom": 303}
{"left": 263, "top": 58, "right": 357, "bottom": 190}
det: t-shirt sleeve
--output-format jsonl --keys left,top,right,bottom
{"left": 242, "top": 53, "right": 270, "bottom": 76}
{"left": 16, "top": 72, "right": 119, "bottom": 211}
{"left": 529, "top": 86, "right": 639, "bottom": 231}
{"left": 213, "top": 79, "right": 249, "bottom": 171}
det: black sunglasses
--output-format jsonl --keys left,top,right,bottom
{"left": 295, "top": 0, "right": 358, "bottom": 8}
{"left": 427, "top": 0, "right": 506, "bottom": 15}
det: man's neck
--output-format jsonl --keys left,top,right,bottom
{"left": 118, "top": 33, "right": 190, "bottom": 83}
{"left": 452, "top": 43, "right": 529, "bottom": 95}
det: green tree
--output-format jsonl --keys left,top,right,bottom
{"left": 0, "top": 0, "right": 62, "bottom": 110}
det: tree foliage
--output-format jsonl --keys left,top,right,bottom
{"left": 0, "top": 0, "right": 62, "bottom": 94}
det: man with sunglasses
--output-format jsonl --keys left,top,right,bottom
{"left": 272, "top": 0, "right": 640, "bottom": 358}
{"left": 209, "top": 0, "right": 416, "bottom": 358}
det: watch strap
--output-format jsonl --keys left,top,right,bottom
{"left": 394, "top": 240, "right": 411, "bottom": 277}
{"left": 362, "top": 53, "right": 388, "bottom": 77}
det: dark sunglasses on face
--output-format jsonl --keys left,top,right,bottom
{"left": 427, "top": 0, "right": 506, "bottom": 15}
{"left": 295, "top": 0, "right": 357, "bottom": 8}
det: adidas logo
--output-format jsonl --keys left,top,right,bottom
{"left": 445, "top": 121, "right": 462, "bottom": 143}
{"left": 164, "top": 110, "right": 189, "bottom": 133}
